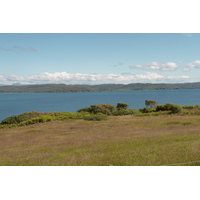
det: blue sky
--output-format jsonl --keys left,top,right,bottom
{"left": 1, "top": 33, "right": 200, "bottom": 85}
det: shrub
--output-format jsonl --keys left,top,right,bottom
{"left": 156, "top": 104, "right": 169, "bottom": 112}
{"left": 0, "top": 111, "right": 92, "bottom": 128}
{"left": 182, "top": 105, "right": 200, "bottom": 109}
{"left": 1, "top": 116, "right": 20, "bottom": 125}
{"left": 181, "top": 105, "right": 200, "bottom": 115}
{"left": 77, "top": 107, "right": 91, "bottom": 113}
{"left": 156, "top": 103, "right": 182, "bottom": 114}
{"left": 139, "top": 107, "right": 156, "bottom": 113}
{"left": 145, "top": 100, "right": 158, "bottom": 109}
{"left": 1, "top": 111, "right": 42, "bottom": 125}
{"left": 116, "top": 103, "right": 129, "bottom": 110}
{"left": 78, "top": 104, "right": 116, "bottom": 115}
{"left": 170, "top": 104, "right": 182, "bottom": 114}
{"left": 90, "top": 104, "right": 115, "bottom": 115}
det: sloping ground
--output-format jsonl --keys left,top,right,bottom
{"left": 0, "top": 115, "right": 200, "bottom": 166}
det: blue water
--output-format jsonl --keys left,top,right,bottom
{"left": 0, "top": 89, "right": 200, "bottom": 122}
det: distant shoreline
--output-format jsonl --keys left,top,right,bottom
{"left": 1, "top": 82, "right": 200, "bottom": 93}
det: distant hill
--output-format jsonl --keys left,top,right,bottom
{"left": 1, "top": 82, "right": 200, "bottom": 93}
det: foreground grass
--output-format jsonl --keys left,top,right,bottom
{"left": 0, "top": 115, "right": 200, "bottom": 166}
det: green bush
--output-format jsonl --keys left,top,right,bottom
{"left": 17, "top": 112, "right": 92, "bottom": 127}
{"left": 1, "top": 116, "right": 20, "bottom": 125}
{"left": 78, "top": 104, "right": 116, "bottom": 115}
{"left": 145, "top": 100, "right": 158, "bottom": 109}
{"left": 156, "top": 103, "right": 176, "bottom": 112}
{"left": 116, "top": 103, "right": 129, "bottom": 110}
{"left": 0, "top": 111, "right": 93, "bottom": 128}
{"left": 156, "top": 103, "right": 182, "bottom": 114}
{"left": 170, "top": 104, "right": 182, "bottom": 114}
{"left": 139, "top": 107, "right": 156, "bottom": 113}
{"left": 90, "top": 104, "right": 115, "bottom": 115}
{"left": 182, "top": 105, "right": 200, "bottom": 109}
{"left": 77, "top": 107, "right": 91, "bottom": 113}
{"left": 1, "top": 111, "right": 43, "bottom": 125}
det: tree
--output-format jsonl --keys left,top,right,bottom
{"left": 116, "top": 103, "right": 129, "bottom": 110}
{"left": 145, "top": 100, "right": 158, "bottom": 109}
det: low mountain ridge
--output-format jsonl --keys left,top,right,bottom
{"left": 0, "top": 82, "right": 200, "bottom": 93}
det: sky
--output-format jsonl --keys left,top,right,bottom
{"left": 1, "top": 33, "right": 200, "bottom": 85}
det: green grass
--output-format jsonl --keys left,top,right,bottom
{"left": 0, "top": 115, "right": 200, "bottom": 166}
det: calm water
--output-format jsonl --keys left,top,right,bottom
{"left": 0, "top": 89, "right": 200, "bottom": 122}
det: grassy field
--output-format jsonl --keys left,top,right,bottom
{"left": 0, "top": 114, "right": 200, "bottom": 166}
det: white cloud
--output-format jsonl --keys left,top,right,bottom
{"left": 164, "top": 75, "right": 190, "bottom": 83}
{"left": 183, "top": 60, "right": 200, "bottom": 71}
{"left": 0, "top": 72, "right": 191, "bottom": 85}
{"left": 130, "top": 62, "right": 178, "bottom": 71}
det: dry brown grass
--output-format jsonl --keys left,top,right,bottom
{"left": 0, "top": 115, "right": 200, "bottom": 166}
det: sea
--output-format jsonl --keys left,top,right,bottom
{"left": 0, "top": 89, "right": 200, "bottom": 122}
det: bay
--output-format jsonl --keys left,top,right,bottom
{"left": 0, "top": 89, "right": 200, "bottom": 122}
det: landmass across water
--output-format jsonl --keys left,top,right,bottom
{"left": 1, "top": 82, "right": 200, "bottom": 93}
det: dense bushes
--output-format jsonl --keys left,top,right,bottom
{"left": 116, "top": 103, "right": 129, "bottom": 110}
{"left": 90, "top": 104, "right": 115, "bottom": 115}
{"left": 1, "top": 102, "right": 195, "bottom": 129}
{"left": 182, "top": 105, "right": 200, "bottom": 109}
{"left": 139, "top": 107, "right": 156, "bottom": 113}
{"left": 1, "top": 111, "right": 42, "bottom": 125}
{"left": 0, "top": 111, "right": 90, "bottom": 127}
{"left": 156, "top": 103, "right": 182, "bottom": 114}
{"left": 181, "top": 105, "right": 200, "bottom": 115}
{"left": 145, "top": 100, "right": 158, "bottom": 109}
{"left": 78, "top": 104, "right": 116, "bottom": 115}
{"left": 139, "top": 101, "right": 182, "bottom": 114}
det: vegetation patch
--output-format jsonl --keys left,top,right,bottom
{"left": 1, "top": 101, "right": 200, "bottom": 166}
{"left": 1, "top": 111, "right": 42, "bottom": 125}
{"left": 84, "top": 115, "right": 108, "bottom": 121}
{"left": 1, "top": 101, "right": 200, "bottom": 129}
{"left": 156, "top": 103, "right": 182, "bottom": 114}
{"left": 166, "top": 121, "right": 181, "bottom": 125}
{"left": 0, "top": 115, "right": 200, "bottom": 166}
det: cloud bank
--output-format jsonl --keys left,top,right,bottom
{"left": 184, "top": 60, "right": 200, "bottom": 71}
{"left": 0, "top": 72, "right": 191, "bottom": 85}
{"left": 131, "top": 60, "right": 200, "bottom": 73}
{"left": 130, "top": 62, "right": 178, "bottom": 71}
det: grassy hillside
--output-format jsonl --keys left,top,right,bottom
{"left": 0, "top": 114, "right": 200, "bottom": 166}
